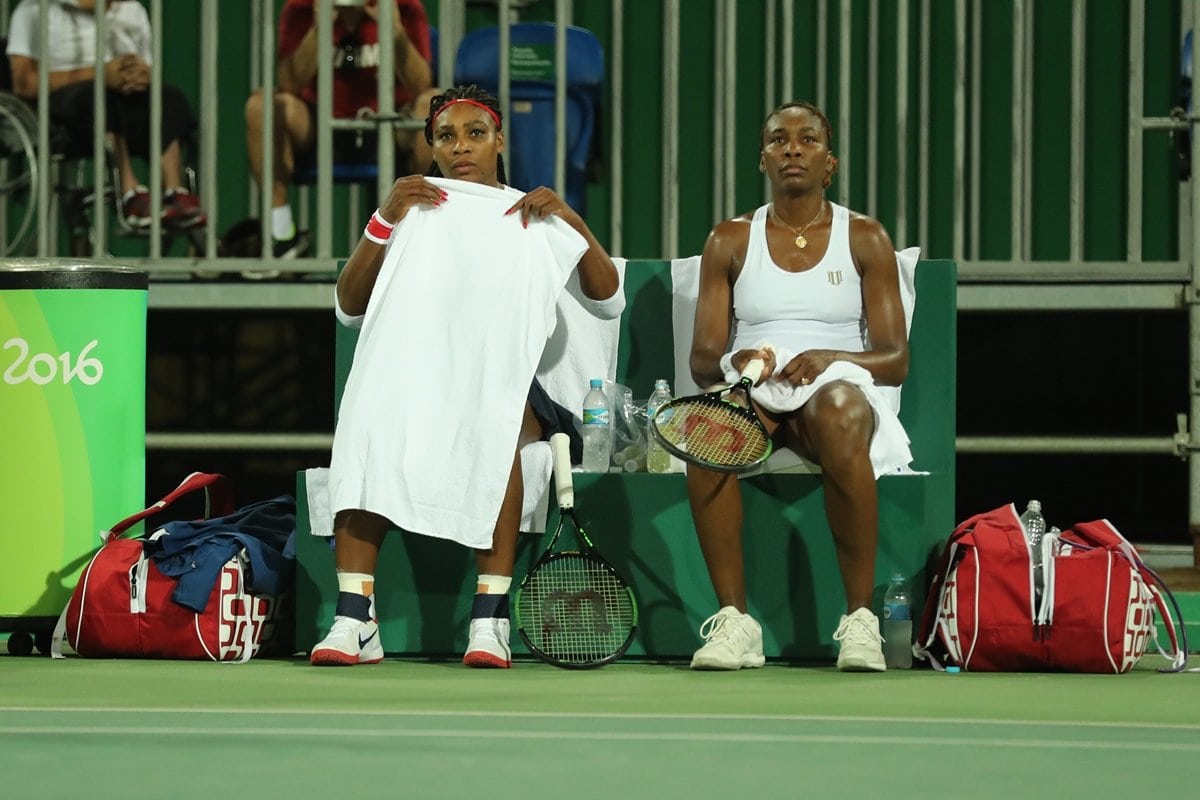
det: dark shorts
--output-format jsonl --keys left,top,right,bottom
{"left": 46, "top": 81, "right": 196, "bottom": 159}
{"left": 528, "top": 379, "right": 582, "bottom": 464}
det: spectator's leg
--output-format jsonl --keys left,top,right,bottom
{"left": 108, "top": 136, "right": 140, "bottom": 195}
{"left": 245, "top": 89, "right": 314, "bottom": 208}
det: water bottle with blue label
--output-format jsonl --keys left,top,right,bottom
{"left": 883, "top": 573, "right": 913, "bottom": 669}
{"left": 581, "top": 378, "right": 612, "bottom": 473}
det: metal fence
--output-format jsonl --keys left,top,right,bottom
{"left": 1, "top": 0, "right": 1196, "bottom": 545}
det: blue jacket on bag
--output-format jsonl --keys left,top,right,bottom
{"left": 141, "top": 495, "right": 297, "bottom": 613}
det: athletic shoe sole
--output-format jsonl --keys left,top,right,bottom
{"left": 310, "top": 649, "right": 384, "bottom": 666}
{"left": 462, "top": 650, "right": 511, "bottom": 668}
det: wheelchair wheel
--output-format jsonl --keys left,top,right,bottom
{"left": 0, "top": 91, "right": 38, "bottom": 255}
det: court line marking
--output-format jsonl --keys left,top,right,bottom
{"left": 0, "top": 725, "right": 1197, "bottom": 751}
{"left": 2, "top": 706, "right": 1199, "bottom": 732}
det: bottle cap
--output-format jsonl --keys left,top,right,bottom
{"left": 590, "top": 378, "right": 603, "bottom": 388}
{"left": 945, "top": 666, "right": 961, "bottom": 673}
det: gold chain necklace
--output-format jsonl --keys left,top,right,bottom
{"left": 769, "top": 201, "right": 825, "bottom": 249}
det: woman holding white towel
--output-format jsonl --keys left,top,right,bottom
{"left": 685, "top": 101, "right": 910, "bottom": 673}
{"left": 312, "top": 85, "right": 622, "bottom": 668}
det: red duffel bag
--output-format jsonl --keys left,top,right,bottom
{"left": 914, "top": 504, "right": 1188, "bottom": 673}
{"left": 51, "top": 472, "right": 293, "bottom": 662}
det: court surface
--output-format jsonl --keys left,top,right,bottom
{"left": 2, "top": 653, "right": 1196, "bottom": 799}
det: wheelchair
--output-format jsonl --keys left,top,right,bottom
{"left": 0, "top": 88, "right": 205, "bottom": 258}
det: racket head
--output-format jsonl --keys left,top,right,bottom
{"left": 649, "top": 379, "right": 773, "bottom": 473}
{"left": 515, "top": 509, "right": 638, "bottom": 669}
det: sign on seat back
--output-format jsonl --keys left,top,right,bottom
{"left": 454, "top": 23, "right": 604, "bottom": 214}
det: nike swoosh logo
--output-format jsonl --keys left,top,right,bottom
{"left": 358, "top": 629, "right": 378, "bottom": 649}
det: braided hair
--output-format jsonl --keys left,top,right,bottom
{"left": 761, "top": 101, "right": 839, "bottom": 188}
{"left": 423, "top": 84, "right": 508, "bottom": 184}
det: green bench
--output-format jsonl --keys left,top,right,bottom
{"left": 294, "top": 259, "right": 957, "bottom": 662}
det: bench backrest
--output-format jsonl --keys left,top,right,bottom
{"left": 335, "top": 258, "right": 956, "bottom": 473}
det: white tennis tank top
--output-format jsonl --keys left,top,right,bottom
{"left": 731, "top": 202, "right": 867, "bottom": 355}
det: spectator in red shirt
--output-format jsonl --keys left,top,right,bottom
{"left": 244, "top": 0, "right": 436, "bottom": 259}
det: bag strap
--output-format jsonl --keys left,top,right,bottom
{"left": 1071, "top": 520, "right": 1189, "bottom": 673}
{"left": 104, "top": 472, "right": 235, "bottom": 543}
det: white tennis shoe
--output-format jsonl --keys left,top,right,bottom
{"left": 690, "top": 606, "right": 766, "bottom": 670}
{"left": 310, "top": 615, "right": 384, "bottom": 666}
{"left": 833, "top": 607, "right": 887, "bottom": 672}
{"left": 463, "top": 617, "right": 512, "bottom": 668}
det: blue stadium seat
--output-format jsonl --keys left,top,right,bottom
{"left": 453, "top": 23, "right": 604, "bottom": 214}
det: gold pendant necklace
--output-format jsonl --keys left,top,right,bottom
{"left": 769, "top": 201, "right": 825, "bottom": 249}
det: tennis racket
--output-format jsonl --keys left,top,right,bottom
{"left": 648, "top": 356, "right": 773, "bottom": 473}
{"left": 515, "top": 433, "right": 638, "bottom": 668}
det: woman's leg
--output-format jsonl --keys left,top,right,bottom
{"left": 784, "top": 381, "right": 885, "bottom": 671}
{"left": 788, "top": 383, "right": 878, "bottom": 612}
{"left": 686, "top": 466, "right": 749, "bottom": 611}
{"left": 685, "top": 404, "right": 781, "bottom": 670}
{"left": 463, "top": 402, "right": 543, "bottom": 668}
{"left": 310, "top": 508, "right": 391, "bottom": 666}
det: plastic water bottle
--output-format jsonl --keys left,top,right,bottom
{"left": 1020, "top": 499, "right": 1047, "bottom": 600}
{"left": 882, "top": 574, "right": 913, "bottom": 669}
{"left": 582, "top": 378, "right": 612, "bottom": 473}
{"left": 646, "top": 378, "right": 673, "bottom": 474}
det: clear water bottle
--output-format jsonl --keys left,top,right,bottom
{"left": 1020, "top": 499, "right": 1047, "bottom": 600}
{"left": 582, "top": 378, "right": 612, "bottom": 473}
{"left": 882, "top": 573, "right": 913, "bottom": 669}
{"left": 646, "top": 378, "right": 673, "bottom": 474}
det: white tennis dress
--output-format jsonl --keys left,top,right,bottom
{"left": 721, "top": 202, "right": 913, "bottom": 477}
{"left": 329, "top": 178, "right": 588, "bottom": 549}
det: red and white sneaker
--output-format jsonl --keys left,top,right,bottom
{"left": 463, "top": 617, "right": 512, "bottom": 668}
{"left": 164, "top": 188, "right": 207, "bottom": 229}
{"left": 310, "top": 616, "right": 384, "bottom": 666}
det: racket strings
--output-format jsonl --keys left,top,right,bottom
{"left": 517, "top": 555, "right": 635, "bottom": 664}
{"left": 656, "top": 399, "right": 770, "bottom": 466}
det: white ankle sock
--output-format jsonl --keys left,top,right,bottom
{"left": 476, "top": 574, "right": 511, "bottom": 595}
{"left": 337, "top": 571, "right": 374, "bottom": 597}
{"left": 271, "top": 205, "right": 296, "bottom": 241}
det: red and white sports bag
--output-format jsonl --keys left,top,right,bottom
{"left": 51, "top": 473, "right": 292, "bottom": 662}
{"left": 914, "top": 504, "right": 1188, "bottom": 673}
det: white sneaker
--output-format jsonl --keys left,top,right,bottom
{"left": 463, "top": 617, "right": 512, "bottom": 668}
{"left": 310, "top": 616, "right": 384, "bottom": 666}
{"left": 690, "top": 606, "right": 766, "bottom": 670}
{"left": 833, "top": 607, "right": 886, "bottom": 672}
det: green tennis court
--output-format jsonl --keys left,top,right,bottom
{"left": 3, "top": 652, "right": 1196, "bottom": 799}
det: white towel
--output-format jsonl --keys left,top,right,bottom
{"left": 328, "top": 178, "right": 587, "bottom": 550}
{"left": 306, "top": 455, "right": 555, "bottom": 536}
{"left": 670, "top": 255, "right": 705, "bottom": 398}
{"left": 535, "top": 257, "right": 627, "bottom": 424}
{"left": 718, "top": 357, "right": 913, "bottom": 478}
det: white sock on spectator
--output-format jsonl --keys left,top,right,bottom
{"left": 271, "top": 205, "right": 296, "bottom": 241}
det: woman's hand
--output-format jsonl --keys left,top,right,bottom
{"left": 378, "top": 175, "right": 447, "bottom": 225}
{"left": 778, "top": 349, "right": 839, "bottom": 386}
{"left": 504, "top": 186, "right": 581, "bottom": 230}
{"left": 731, "top": 347, "right": 777, "bottom": 385}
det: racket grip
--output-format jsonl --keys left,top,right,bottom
{"left": 549, "top": 432, "right": 575, "bottom": 509}
{"left": 741, "top": 357, "right": 766, "bottom": 384}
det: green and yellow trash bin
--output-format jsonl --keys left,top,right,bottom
{"left": 0, "top": 261, "right": 147, "bottom": 655}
